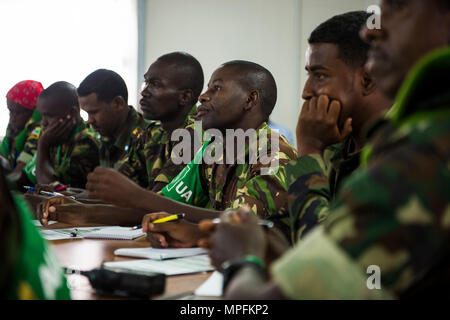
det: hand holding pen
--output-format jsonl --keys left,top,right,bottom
{"left": 141, "top": 212, "right": 204, "bottom": 248}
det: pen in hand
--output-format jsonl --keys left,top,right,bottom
{"left": 152, "top": 213, "right": 185, "bottom": 224}
{"left": 137, "top": 213, "right": 186, "bottom": 231}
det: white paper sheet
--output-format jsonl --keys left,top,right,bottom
{"left": 39, "top": 226, "right": 110, "bottom": 240}
{"left": 103, "top": 254, "right": 214, "bottom": 276}
{"left": 194, "top": 271, "right": 223, "bottom": 297}
{"left": 114, "top": 247, "right": 208, "bottom": 260}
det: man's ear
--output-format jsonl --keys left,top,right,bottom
{"left": 112, "top": 96, "right": 126, "bottom": 110}
{"left": 179, "top": 89, "right": 194, "bottom": 107}
{"left": 359, "top": 69, "right": 376, "bottom": 96}
{"left": 244, "top": 90, "right": 259, "bottom": 111}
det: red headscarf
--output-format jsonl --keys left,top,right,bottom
{"left": 6, "top": 80, "right": 44, "bottom": 110}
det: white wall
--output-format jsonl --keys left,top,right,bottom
{"left": 144, "top": 0, "right": 302, "bottom": 137}
{"left": 0, "top": 0, "right": 138, "bottom": 134}
{"left": 144, "top": 0, "right": 376, "bottom": 144}
{"left": 299, "top": 0, "right": 376, "bottom": 98}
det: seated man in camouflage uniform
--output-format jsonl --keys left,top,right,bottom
{"left": 33, "top": 69, "right": 150, "bottom": 199}
{"left": 203, "top": 0, "right": 450, "bottom": 299}
{"left": 285, "top": 11, "right": 391, "bottom": 243}
{"left": 116, "top": 52, "right": 203, "bottom": 192}
{"left": 78, "top": 69, "right": 149, "bottom": 170}
{"left": 26, "top": 81, "right": 100, "bottom": 189}
{"left": 1, "top": 80, "right": 43, "bottom": 180}
{"left": 38, "top": 52, "right": 204, "bottom": 225}
{"left": 84, "top": 60, "right": 297, "bottom": 248}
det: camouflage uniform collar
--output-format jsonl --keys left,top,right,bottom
{"left": 329, "top": 136, "right": 357, "bottom": 163}
{"left": 185, "top": 104, "right": 198, "bottom": 126}
{"left": 101, "top": 106, "right": 140, "bottom": 153}
{"left": 218, "top": 121, "right": 271, "bottom": 165}
{"left": 388, "top": 46, "right": 450, "bottom": 127}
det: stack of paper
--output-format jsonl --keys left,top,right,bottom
{"left": 114, "top": 247, "right": 208, "bottom": 260}
{"left": 38, "top": 226, "right": 145, "bottom": 241}
{"left": 194, "top": 271, "right": 224, "bottom": 297}
{"left": 39, "top": 227, "right": 106, "bottom": 240}
{"left": 83, "top": 227, "right": 145, "bottom": 240}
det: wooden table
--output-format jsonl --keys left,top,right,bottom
{"left": 47, "top": 223, "right": 213, "bottom": 300}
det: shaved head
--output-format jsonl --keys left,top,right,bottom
{"left": 221, "top": 60, "right": 277, "bottom": 120}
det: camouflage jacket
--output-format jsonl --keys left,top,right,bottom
{"left": 271, "top": 47, "right": 450, "bottom": 299}
{"left": 49, "top": 121, "right": 100, "bottom": 188}
{"left": 285, "top": 136, "right": 360, "bottom": 243}
{"left": 0, "top": 109, "right": 42, "bottom": 170}
{"left": 98, "top": 106, "right": 149, "bottom": 169}
{"left": 162, "top": 122, "right": 298, "bottom": 239}
{"left": 117, "top": 105, "right": 198, "bottom": 192}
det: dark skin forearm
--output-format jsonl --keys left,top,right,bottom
{"left": 81, "top": 204, "right": 149, "bottom": 226}
{"left": 53, "top": 203, "right": 149, "bottom": 226}
{"left": 133, "top": 188, "right": 221, "bottom": 223}
{"left": 225, "top": 266, "right": 287, "bottom": 300}
{"left": 36, "top": 139, "right": 56, "bottom": 185}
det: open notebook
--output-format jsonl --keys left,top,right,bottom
{"left": 114, "top": 247, "right": 208, "bottom": 260}
{"left": 83, "top": 227, "right": 146, "bottom": 240}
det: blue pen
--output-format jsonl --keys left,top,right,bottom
{"left": 23, "top": 186, "right": 35, "bottom": 191}
{"left": 39, "top": 190, "right": 76, "bottom": 200}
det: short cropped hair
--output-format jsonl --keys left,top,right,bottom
{"left": 157, "top": 52, "right": 204, "bottom": 102}
{"left": 221, "top": 60, "right": 277, "bottom": 121}
{"left": 39, "top": 81, "right": 79, "bottom": 109}
{"left": 78, "top": 69, "right": 128, "bottom": 104}
{"left": 309, "top": 11, "right": 371, "bottom": 68}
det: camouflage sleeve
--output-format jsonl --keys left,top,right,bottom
{"left": 285, "top": 149, "right": 334, "bottom": 243}
{"left": 117, "top": 136, "right": 149, "bottom": 189}
{"left": 54, "top": 136, "right": 100, "bottom": 189}
{"left": 229, "top": 147, "right": 296, "bottom": 240}
{"left": 270, "top": 226, "right": 392, "bottom": 299}
{"left": 16, "top": 126, "right": 41, "bottom": 165}
{"left": 273, "top": 138, "right": 450, "bottom": 298}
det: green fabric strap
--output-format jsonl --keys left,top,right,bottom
{"left": 56, "top": 124, "right": 81, "bottom": 166}
{"left": 161, "top": 140, "right": 211, "bottom": 207}
{"left": 0, "top": 134, "right": 10, "bottom": 157}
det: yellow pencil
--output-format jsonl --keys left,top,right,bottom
{"left": 152, "top": 213, "right": 186, "bottom": 224}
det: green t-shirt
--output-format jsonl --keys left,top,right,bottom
{"left": 6, "top": 193, "right": 71, "bottom": 299}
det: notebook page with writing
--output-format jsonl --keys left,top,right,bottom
{"left": 84, "top": 226, "right": 145, "bottom": 240}
{"left": 114, "top": 247, "right": 208, "bottom": 260}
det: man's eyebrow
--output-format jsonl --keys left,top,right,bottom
{"left": 305, "top": 65, "right": 329, "bottom": 72}
{"left": 207, "top": 79, "right": 223, "bottom": 86}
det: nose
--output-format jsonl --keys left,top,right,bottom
{"left": 198, "top": 90, "right": 210, "bottom": 104}
{"left": 140, "top": 83, "right": 150, "bottom": 98}
{"left": 86, "top": 115, "right": 95, "bottom": 127}
{"left": 301, "top": 78, "right": 314, "bottom": 101}
{"left": 360, "top": 24, "right": 384, "bottom": 45}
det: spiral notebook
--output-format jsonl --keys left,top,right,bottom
{"left": 84, "top": 226, "right": 146, "bottom": 240}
